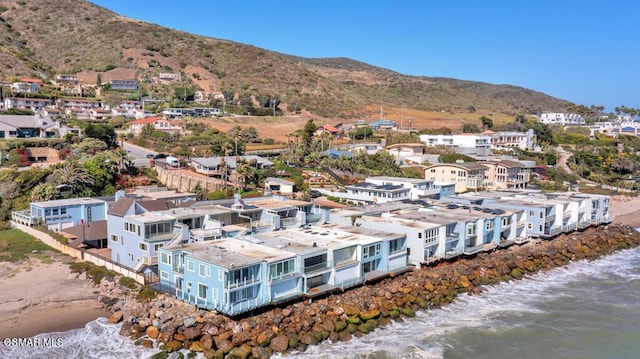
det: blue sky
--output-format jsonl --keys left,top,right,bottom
{"left": 90, "top": 0, "right": 639, "bottom": 112}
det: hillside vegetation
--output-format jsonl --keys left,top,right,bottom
{"left": 0, "top": 0, "right": 569, "bottom": 119}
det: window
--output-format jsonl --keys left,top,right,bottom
{"left": 52, "top": 208, "right": 59, "bottom": 216}
{"left": 154, "top": 243, "right": 163, "bottom": 252}
{"left": 139, "top": 242, "right": 148, "bottom": 251}
{"left": 269, "top": 258, "right": 296, "bottom": 280}
{"left": 219, "top": 270, "right": 224, "bottom": 281}
{"left": 160, "top": 252, "right": 171, "bottom": 265}
{"left": 199, "top": 264, "right": 210, "bottom": 277}
{"left": 540, "top": 212, "right": 543, "bottom": 219}
{"left": 110, "top": 234, "right": 119, "bottom": 243}
{"left": 87, "top": 206, "right": 92, "bottom": 222}
{"left": 363, "top": 243, "right": 381, "bottom": 259}
{"left": 527, "top": 223, "right": 532, "bottom": 230}
{"left": 212, "top": 288, "right": 218, "bottom": 301}
{"left": 160, "top": 270, "right": 168, "bottom": 280}
{"left": 389, "top": 238, "right": 405, "bottom": 254}
{"left": 187, "top": 261, "right": 195, "bottom": 272}
{"left": 502, "top": 217, "right": 511, "bottom": 226}
{"left": 529, "top": 210, "right": 534, "bottom": 216}
{"left": 145, "top": 222, "right": 173, "bottom": 239}
{"left": 229, "top": 286, "right": 257, "bottom": 303}
{"left": 486, "top": 221, "right": 495, "bottom": 231}
{"left": 539, "top": 225, "right": 543, "bottom": 232}
{"left": 424, "top": 228, "right": 439, "bottom": 245}
{"left": 467, "top": 223, "right": 476, "bottom": 236}
{"left": 124, "top": 222, "right": 136, "bottom": 233}
{"left": 229, "top": 267, "right": 253, "bottom": 284}
{"left": 60, "top": 208, "right": 66, "bottom": 215}
{"left": 198, "top": 283, "right": 207, "bottom": 300}
{"left": 418, "top": 232, "right": 422, "bottom": 239}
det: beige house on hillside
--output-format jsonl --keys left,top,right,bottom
{"left": 478, "top": 160, "right": 531, "bottom": 190}
{"left": 424, "top": 162, "right": 488, "bottom": 193}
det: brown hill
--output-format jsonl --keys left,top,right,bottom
{"left": 0, "top": 0, "right": 570, "bottom": 120}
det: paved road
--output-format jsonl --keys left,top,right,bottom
{"left": 122, "top": 142, "right": 157, "bottom": 168}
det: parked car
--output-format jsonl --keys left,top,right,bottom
{"left": 145, "top": 154, "right": 154, "bottom": 159}
{"left": 309, "top": 190, "right": 322, "bottom": 198}
{"left": 154, "top": 153, "right": 167, "bottom": 159}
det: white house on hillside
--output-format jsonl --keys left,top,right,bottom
{"left": 539, "top": 113, "right": 585, "bottom": 126}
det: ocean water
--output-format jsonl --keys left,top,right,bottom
{"left": 2, "top": 245, "right": 639, "bottom": 359}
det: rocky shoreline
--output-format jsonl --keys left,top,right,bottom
{"left": 91, "top": 224, "right": 640, "bottom": 359}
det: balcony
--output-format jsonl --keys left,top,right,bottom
{"left": 172, "top": 265, "right": 185, "bottom": 274}
{"left": 562, "top": 223, "right": 578, "bottom": 232}
{"left": 463, "top": 244, "right": 485, "bottom": 255}
{"left": 11, "top": 210, "right": 33, "bottom": 226}
{"left": 578, "top": 219, "right": 591, "bottom": 229}
{"left": 516, "top": 220, "right": 526, "bottom": 228}
{"left": 445, "top": 249, "right": 462, "bottom": 259}
{"left": 303, "top": 261, "right": 332, "bottom": 274}
{"left": 189, "top": 228, "right": 222, "bottom": 242}
{"left": 280, "top": 217, "right": 300, "bottom": 227}
{"left": 227, "top": 276, "right": 260, "bottom": 290}
{"left": 545, "top": 213, "right": 555, "bottom": 223}
{"left": 446, "top": 232, "right": 459, "bottom": 242}
{"left": 542, "top": 225, "right": 562, "bottom": 238}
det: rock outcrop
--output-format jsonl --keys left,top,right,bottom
{"left": 92, "top": 224, "right": 640, "bottom": 358}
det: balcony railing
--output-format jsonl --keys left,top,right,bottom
{"left": 303, "top": 261, "right": 332, "bottom": 274}
{"left": 11, "top": 210, "right": 33, "bottom": 226}
{"left": 578, "top": 219, "right": 591, "bottom": 229}
{"left": 543, "top": 225, "right": 562, "bottom": 237}
{"left": 227, "top": 276, "right": 260, "bottom": 290}
{"left": 281, "top": 217, "right": 300, "bottom": 226}
{"left": 562, "top": 223, "right": 578, "bottom": 232}
{"left": 172, "top": 265, "right": 184, "bottom": 274}
{"left": 446, "top": 232, "right": 459, "bottom": 242}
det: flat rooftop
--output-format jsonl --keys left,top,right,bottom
{"left": 31, "top": 197, "right": 105, "bottom": 208}
{"left": 178, "top": 240, "right": 262, "bottom": 269}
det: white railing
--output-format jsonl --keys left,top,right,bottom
{"left": 227, "top": 276, "right": 260, "bottom": 290}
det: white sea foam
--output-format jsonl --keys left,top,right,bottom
{"left": 285, "top": 247, "right": 640, "bottom": 358}
{"left": 2, "top": 248, "right": 638, "bottom": 359}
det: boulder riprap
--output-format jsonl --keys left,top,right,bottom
{"left": 90, "top": 224, "right": 640, "bottom": 358}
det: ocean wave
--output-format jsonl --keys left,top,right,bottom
{"left": 286, "top": 247, "right": 640, "bottom": 358}
{"left": 0, "top": 317, "right": 160, "bottom": 359}
{"left": 2, "top": 248, "right": 638, "bottom": 359}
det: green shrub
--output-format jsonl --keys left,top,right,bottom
{"left": 138, "top": 287, "right": 159, "bottom": 301}
{"left": 119, "top": 276, "right": 139, "bottom": 290}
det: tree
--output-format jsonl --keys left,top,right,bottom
{"left": 480, "top": 116, "right": 493, "bottom": 130}
{"left": 351, "top": 127, "right": 373, "bottom": 140}
{"left": 462, "top": 123, "right": 481, "bottom": 133}
{"left": 302, "top": 119, "right": 318, "bottom": 157}
{"left": 49, "top": 161, "right": 95, "bottom": 196}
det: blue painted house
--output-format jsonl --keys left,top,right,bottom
{"left": 12, "top": 197, "right": 107, "bottom": 231}
{"left": 158, "top": 225, "right": 409, "bottom": 315}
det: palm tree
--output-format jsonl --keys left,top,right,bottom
{"left": 51, "top": 161, "right": 95, "bottom": 196}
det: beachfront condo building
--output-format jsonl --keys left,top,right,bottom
{"left": 157, "top": 225, "right": 410, "bottom": 315}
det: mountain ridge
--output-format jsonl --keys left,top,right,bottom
{"left": 0, "top": 0, "right": 570, "bottom": 119}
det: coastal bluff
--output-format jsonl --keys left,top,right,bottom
{"left": 92, "top": 224, "right": 640, "bottom": 359}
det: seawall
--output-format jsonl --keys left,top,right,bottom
{"left": 95, "top": 224, "right": 640, "bottom": 359}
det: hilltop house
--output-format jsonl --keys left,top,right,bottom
{"left": 128, "top": 117, "right": 182, "bottom": 135}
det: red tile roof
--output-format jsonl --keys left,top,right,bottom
{"left": 322, "top": 124, "right": 339, "bottom": 133}
{"left": 20, "top": 77, "right": 43, "bottom": 84}
{"left": 130, "top": 117, "right": 163, "bottom": 125}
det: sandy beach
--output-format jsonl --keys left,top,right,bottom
{"left": 610, "top": 195, "right": 640, "bottom": 228}
{"left": 0, "top": 257, "right": 109, "bottom": 339}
